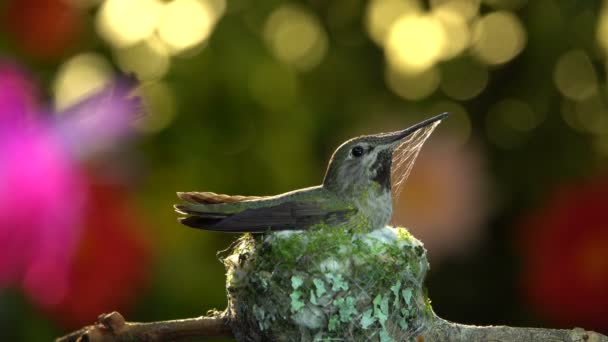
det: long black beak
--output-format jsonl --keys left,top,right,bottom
{"left": 378, "top": 112, "right": 449, "bottom": 146}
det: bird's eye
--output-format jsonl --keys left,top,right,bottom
{"left": 351, "top": 146, "right": 364, "bottom": 157}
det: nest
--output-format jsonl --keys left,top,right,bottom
{"left": 222, "top": 226, "right": 432, "bottom": 342}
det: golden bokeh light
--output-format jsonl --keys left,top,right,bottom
{"left": 386, "top": 65, "right": 440, "bottom": 100}
{"left": 206, "top": 0, "right": 227, "bottom": 18}
{"left": 597, "top": 5, "right": 608, "bottom": 56}
{"left": 486, "top": 117, "right": 523, "bottom": 149}
{"left": 486, "top": 98, "right": 538, "bottom": 148}
{"left": 560, "top": 98, "right": 585, "bottom": 132}
{"left": 554, "top": 50, "right": 598, "bottom": 101}
{"left": 430, "top": 0, "right": 480, "bottom": 21}
{"left": 428, "top": 100, "right": 472, "bottom": 145}
{"left": 386, "top": 14, "right": 445, "bottom": 73}
{"left": 440, "top": 57, "right": 488, "bottom": 100}
{"left": 114, "top": 37, "right": 171, "bottom": 81}
{"left": 471, "top": 11, "right": 526, "bottom": 65}
{"left": 484, "top": 0, "right": 528, "bottom": 10}
{"left": 433, "top": 6, "right": 471, "bottom": 60}
{"left": 490, "top": 98, "right": 540, "bottom": 132}
{"left": 365, "top": 0, "right": 422, "bottom": 45}
{"left": 52, "top": 53, "right": 112, "bottom": 111}
{"left": 134, "top": 81, "right": 177, "bottom": 134}
{"left": 157, "top": 0, "right": 218, "bottom": 53}
{"left": 264, "top": 5, "right": 328, "bottom": 71}
{"left": 96, "top": 0, "right": 163, "bottom": 48}
{"left": 574, "top": 93, "right": 608, "bottom": 135}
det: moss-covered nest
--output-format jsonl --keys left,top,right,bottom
{"left": 222, "top": 225, "right": 432, "bottom": 342}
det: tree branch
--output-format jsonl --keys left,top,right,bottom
{"left": 423, "top": 316, "right": 608, "bottom": 342}
{"left": 55, "top": 311, "right": 233, "bottom": 342}
{"left": 56, "top": 310, "right": 608, "bottom": 342}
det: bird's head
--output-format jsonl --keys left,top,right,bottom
{"left": 322, "top": 113, "right": 448, "bottom": 196}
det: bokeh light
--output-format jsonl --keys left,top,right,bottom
{"left": 205, "top": 0, "right": 227, "bottom": 17}
{"left": 52, "top": 53, "right": 112, "bottom": 111}
{"left": 492, "top": 99, "right": 541, "bottom": 132}
{"left": 134, "top": 81, "right": 177, "bottom": 134}
{"left": 484, "top": 0, "right": 528, "bottom": 10}
{"left": 574, "top": 93, "right": 608, "bottom": 135}
{"left": 264, "top": 5, "right": 328, "bottom": 71}
{"left": 365, "top": 0, "right": 422, "bottom": 45}
{"left": 430, "top": 0, "right": 480, "bottom": 21}
{"left": 386, "top": 14, "right": 446, "bottom": 73}
{"left": 471, "top": 11, "right": 526, "bottom": 65}
{"left": 433, "top": 1, "right": 477, "bottom": 60}
{"left": 96, "top": 0, "right": 163, "bottom": 48}
{"left": 157, "top": 0, "right": 217, "bottom": 53}
{"left": 554, "top": 50, "right": 598, "bottom": 101}
{"left": 560, "top": 98, "right": 585, "bottom": 132}
{"left": 114, "top": 37, "right": 171, "bottom": 81}
{"left": 486, "top": 98, "right": 539, "bottom": 148}
{"left": 95, "top": 0, "right": 227, "bottom": 84}
{"left": 597, "top": 4, "right": 608, "bottom": 56}
{"left": 386, "top": 65, "right": 440, "bottom": 100}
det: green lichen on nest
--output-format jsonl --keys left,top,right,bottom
{"left": 222, "top": 225, "right": 432, "bottom": 342}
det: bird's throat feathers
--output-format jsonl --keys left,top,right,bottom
{"left": 370, "top": 149, "right": 393, "bottom": 191}
{"left": 331, "top": 146, "right": 394, "bottom": 195}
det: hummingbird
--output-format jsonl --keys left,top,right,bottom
{"left": 175, "top": 113, "right": 447, "bottom": 233}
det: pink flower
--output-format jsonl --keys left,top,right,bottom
{"left": 0, "top": 118, "right": 84, "bottom": 307}
{"left": 56, "top": 75, "right": 141, "bottom": 158}
{"left": 0, "top": 61, "right": 39, "bottom": 125}
{"left": 42, "top": 173, "right": 152, "bottom": 328}
{"left": 0, "top": 60, "right": 140, "bottom": 306}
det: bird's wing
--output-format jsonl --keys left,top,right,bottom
{"left": 174, "top": 188, "right": 356, "bottom": 233}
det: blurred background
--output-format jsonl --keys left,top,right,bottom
{"left": 1, "top": 0, "right": 607, "bottom": 340}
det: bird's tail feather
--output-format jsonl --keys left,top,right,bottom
{"left": 174, "top": 203, "right": 234, "bottom": 229}
{"left": 179, "top": 216, "right": 226, "bottom": 229}
{"left": 174, "top": 204, "right": 226, "bottom": 217}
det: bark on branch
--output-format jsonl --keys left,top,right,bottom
{"left": 56, "top": 311, "right": 608, "bottom": 342}
{"left": 423, "top": 316, "right": 608, "bottom": 342}
{"left": 55, "top": 311, "right": 232, "bottom": 342}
